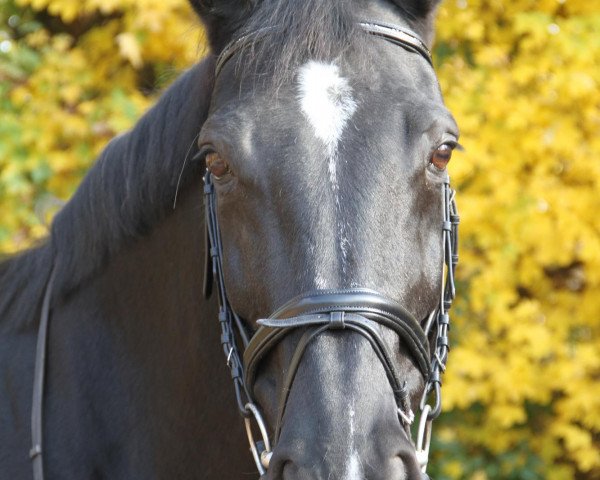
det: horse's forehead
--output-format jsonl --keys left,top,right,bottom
{"left": 210, "top": 53, "right": 445, "bottom": 175}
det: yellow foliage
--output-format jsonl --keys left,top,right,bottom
{"left": 435, "top": 1, "right": 600, "bottom": 478}
{"left": 1, "top": 0, "right": 599, "bottom": 478}
{"left": 116, "top": 32, "right": 143, "bottom": 68}
{"left": 0, "top": 0, "right": 202, "bottom": 252}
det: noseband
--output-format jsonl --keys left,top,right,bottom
{"left": 246, "top": 289, "right": 431, "bottom": 446}
{"left": 204, "top": 21, "right": 459, "bottom": 477}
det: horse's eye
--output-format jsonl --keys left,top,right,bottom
{"left": 431, "top": 144, "right": 454, "bottom": 170}
{"left": 206, "top": 152, "right": 230, "bottom": 179}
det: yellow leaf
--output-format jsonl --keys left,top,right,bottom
{"left": 116, "top": 32, "right": 143, "bottom": 68}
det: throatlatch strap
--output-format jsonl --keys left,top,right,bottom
{"left": 31, "top": 265, "right": 56, "bottom": 480}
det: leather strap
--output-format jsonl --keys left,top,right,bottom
{"left": 202, "top": 223, "right": 213, "bottom": 299}
{"left": 213, "top": 21, "right": 433, "bottom": 80}
{"left": 30, "top": 265, "right": 56, "bottom": 480}
{"left": 245, "top": 289, "right": 430, "bottom": 381}
{"left": 243, "top": 289, "right": 431, "bottom": 443}
{"left": 358, "top": 21, "right": 433, "bottom": 66}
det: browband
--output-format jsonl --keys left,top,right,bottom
{"left": 214, "top": 21, "right": 433, "bottom": 77}
{"left": 358, "top": 21, "right": 432, "bottom": 66}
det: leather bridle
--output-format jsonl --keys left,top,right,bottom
{"left": 204, "top": 174, "right": 458, "bottom": 477}
{"left": 29, "top": 20, "right": 459, "bottom": 480}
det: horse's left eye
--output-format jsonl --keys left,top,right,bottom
{"left": 206, "top": 152, "right": 230, "bottom": 179}
{"left": 431, "top": 144, "right": 454, "bottom": 170}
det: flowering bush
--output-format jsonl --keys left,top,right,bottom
{"left": 0, "top": 0, "right": 201, "bottom": 251}
{"left": 434, "top": 2, "right": 600, "bottom": 478}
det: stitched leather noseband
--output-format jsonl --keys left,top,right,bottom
{"left": 245, "top": 289, "right": 432, "bottom": 445}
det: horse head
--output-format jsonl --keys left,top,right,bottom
{"left": 190, "top": 0, "right": 459, "bottom": 479}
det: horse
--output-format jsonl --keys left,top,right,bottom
{"left": 0, "top": 0, "right": 460, "bottom": 478}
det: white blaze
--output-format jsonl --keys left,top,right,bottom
{"left": 297, "top": 61, "right": 358, "bottom": 278}
{"left": 344, "top": 405, "right": 364, "bottom": 480}
{"left": 345, "top": 454, "right": 363, "bottom": 480}
{"left": 297, "top": 61, "right": 357, "bottom": 188}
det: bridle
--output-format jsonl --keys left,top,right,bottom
{"left": 204, "top": 180, "right": 458, "bottom": 477}
{"left": 29, "top": 20, "right": 459, "bottom": 480}
{"left": 204, "top": 20, "right": 459, "bottom": 477}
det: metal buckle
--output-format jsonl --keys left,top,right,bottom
{"left": 415, "top": 404, "right": 433, "bottom": 473}
{"left": 244, "top": 403, "right": 273, "bottom": 475}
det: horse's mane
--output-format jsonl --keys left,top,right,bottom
{"left": 0, "top": 57, "right": 215, "bottom": 330}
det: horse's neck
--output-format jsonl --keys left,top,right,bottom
{"left": 44, "top": 180, "right": 250, "bottom": 478}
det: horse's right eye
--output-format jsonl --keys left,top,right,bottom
{"left": 431, "top": 144, "right": 454, "bottom": 170}
{"left": 206, "top": 152, "right": 230, "bottom": 179}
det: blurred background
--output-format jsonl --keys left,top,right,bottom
{"left": 0, "top": 0, "right": 598, "bottom": 478}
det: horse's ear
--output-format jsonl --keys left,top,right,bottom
{"left": 392, "top": 0, "right": 441, "bottom": 17}
{"left": 390, "top": 0, "right": 442, "bottom": 44}
{"left": 189, "top": 0, "right": 255, "bottom": 52}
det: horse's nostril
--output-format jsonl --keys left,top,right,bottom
{"left": 279, "top": 460, "right": 297, "bottom": 480}
{"left": 265, "top": 453, "right": 295, "bottom": 480}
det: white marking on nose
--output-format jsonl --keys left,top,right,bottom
{"left": 344, "top": 404, "right": 364, "bottom": 480}
{"left": 314, "top": 273, "right": 327, "bottom": 289}
{"left": 297, "top": 61, "right": 358, "bottom": 276}
{"left": 345, "top": 454, "right": 363, "bottom": 480}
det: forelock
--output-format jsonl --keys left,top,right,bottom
{"left": 229, "top": 0, "right": 362, "bottom": 86}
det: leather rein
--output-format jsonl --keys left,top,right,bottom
{"left": 29, "top": 20, "right": 459, "bottom": 480}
